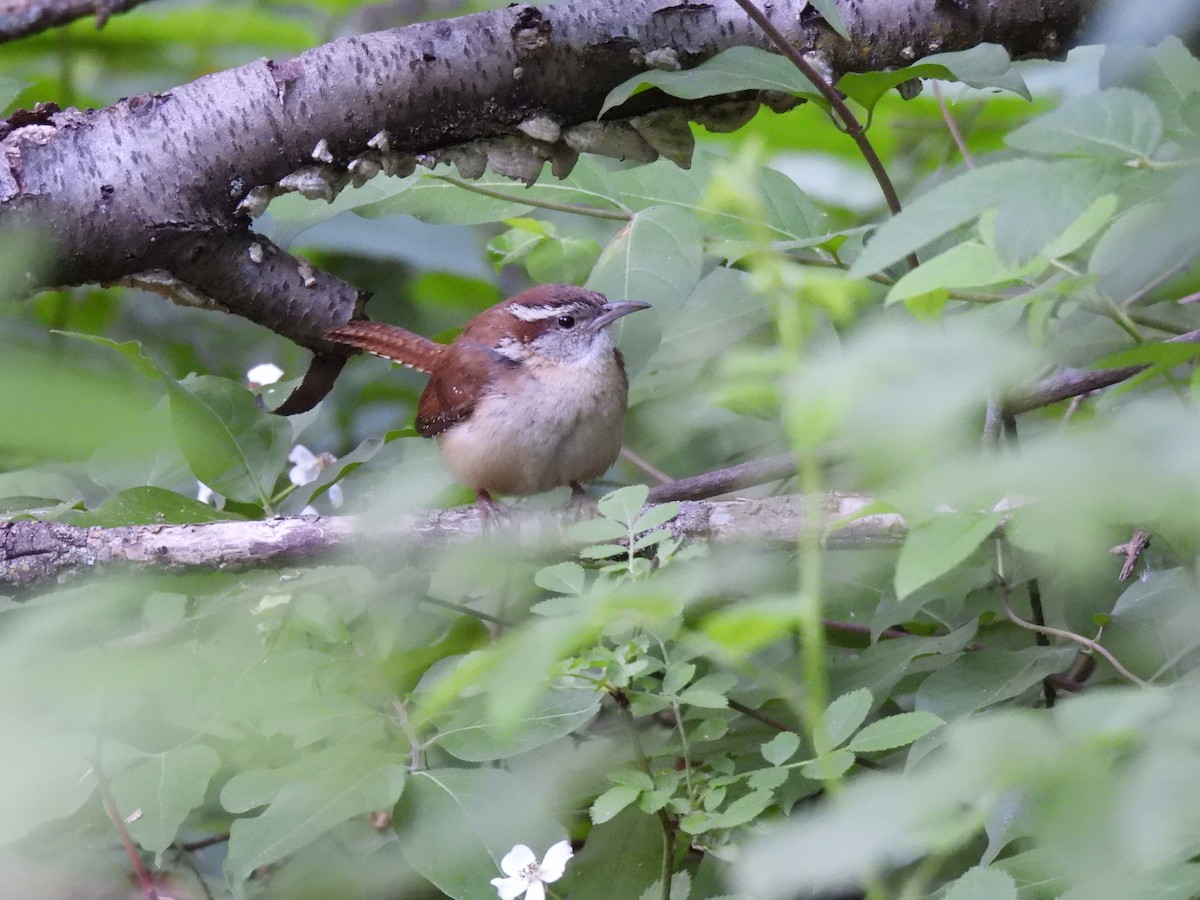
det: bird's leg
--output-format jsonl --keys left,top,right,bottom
{"left": 475, "top": 489, "right": 507, "bottom": 527}
{"left": 567, "top": 481, "right": 594, "bottom": 515}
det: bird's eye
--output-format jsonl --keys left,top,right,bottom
{"left": 557, "top": 315, "right": 576, "bottom": 329}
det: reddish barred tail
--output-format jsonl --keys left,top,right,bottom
{"left": 325, "top": 321, "right": 447, "bottom": 374}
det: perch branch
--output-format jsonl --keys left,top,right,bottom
{"left": 0, "top": 492, "right": 904, "bottom": 597}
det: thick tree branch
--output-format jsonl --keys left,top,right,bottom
{"left": 0, "top": 492, "right": 904, "bottom": 597}
{"left": 0, "top": 0, "right": 1091, "bottom": 409}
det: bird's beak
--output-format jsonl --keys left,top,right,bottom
{"left": 591, "top": 300, "right": 651, "bottom": 331}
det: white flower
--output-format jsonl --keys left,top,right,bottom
{"left": 490, "top": 841, "right": 572, "bottom": 900}
{"left": 246, "top": 363, "right": 284, "bottom": 387}
{"left": 288, "top": 445, "right": 343, "bottom": 508}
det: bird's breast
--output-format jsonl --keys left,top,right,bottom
{"left": 435, "top": 350, "right": 628, "bottom": 496}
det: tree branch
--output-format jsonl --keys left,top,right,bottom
{"left": 0, "top": 0, "right": 153, "bottom": 42}
{"left": 0, "top": 0, "right": 1091, "bottom": 410}
{"left": 0, "top": 492, "right": 904, "bottom": 597}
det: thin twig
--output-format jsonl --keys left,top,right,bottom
{"left": 433, "top": 175, "right": 631, "bottom": 221}
{"left": 822, "top": 619, "right": 913, "bottom": 641}
{"left": 932, "top": 81, "right": 975, "bottom": 169}
{"left": 728, "top": 697, "right": 794, "bottom": 732}
{"left": 99, "top": 779, "right": 161, "bottom": 899}
{"left": 729, "top": 0, "right": 916, "bottom": 269}
{"left": 178, "top": 833, "right": 231, "bottom": 852}
{"left": 1026, "top": 579, "right": 1057, "bottom": 708}
{"left": 1005, "top": 327, "right": 1200, "bottom": 415}
{"left": 647, "top": 453, "right": 797, "bottom": 503}
{"left": 1000, "top": 590, "right": 1148, "bottom": 687}
{"left": 420, "top": 595, "right": 511, "bottom": 627}
{"left": 622, "top": 447, "right": 673, "bottom": 484}
{"left": 1111, "top": 529, "right": 1151, "bottom": 582}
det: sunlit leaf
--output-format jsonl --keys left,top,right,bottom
{"left": 894, "top": 512, "right": 1001, "bottom": 599}
{"left": 817, "top": 688, "right": 873, "bottom": 754}
{"left": 847, "top": 712, "right": 944, "bottom": 753}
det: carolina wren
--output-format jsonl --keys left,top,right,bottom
{"left": 326, "top": 284, "right": 649, "bottom": 513}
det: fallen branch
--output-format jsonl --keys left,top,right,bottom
{"left": 0, "top": 492, "right": 904, "bottom": 597}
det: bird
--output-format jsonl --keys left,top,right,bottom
{"left": 325, "top": 284, "right": 650, "bottom": 515}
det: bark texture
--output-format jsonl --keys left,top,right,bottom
{"left": 0, "top": 0, "right": 152, "bottom": 41}
{"left": 0, "top": 492, "right": 905, "bottom": 597}
{"left": 0, "top": 0, "right": 1093, "bottom": 409}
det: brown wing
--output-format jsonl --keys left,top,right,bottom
{"left": 415, "top": 341, "right": 518, "bottom": 437}
{"left": 325, "top": 321, "right": 446, "bottom": 374}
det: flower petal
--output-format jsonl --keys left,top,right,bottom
{"left": 525, "top": 880, "right": 546, "bottom": 900}
{"left": 246, "top": 363, "right": 284, "bottom": 386}
{"left": 328, "top": 483, "right": 345, "bottom": 508}
{"left": 500, "top": 844, "right": 537, "bottom": 877}
{"left": 538, "top": 841, "right": 573, "bottom": 882}
{"left": 491, "top": 875, "right": 528, "bottom": 900}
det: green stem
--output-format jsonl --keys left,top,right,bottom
{"left": 613, "top": 695, "right": 675, "bottom": 900}
{"left": 797, "top": 453, "right": 828, "bottom": 743}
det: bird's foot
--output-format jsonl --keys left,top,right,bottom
{"left": 475, "top": 489, "right": 510, "bottom": 529}
{"left": 565, "top": 482, "right": 597, "bottom": 519}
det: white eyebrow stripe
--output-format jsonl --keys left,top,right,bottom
{"left": 507, "top": 304, "right": 566, "bottom": 321}
{"left": 507, "top": 301, "right": 595, "bottom": 322}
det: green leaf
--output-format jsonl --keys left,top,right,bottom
{"left": 591, "top": 784, "right": 642, "bottom": 824}
{"left": 527, "top": 237, "right": 603, "bottom": 285}
{"left": 569, "top": 516, "right": 629, "bottom": 543}
{"left": 662, "top": 661, "right": 696, "bottom": 695}
{"left": 632, "top": 528, "right": 674, "bottom": 551}
{"left": 0, "top": 734, "right": 98, "bottom": 847}
{"left": 224, "top": 752, "right": 407, "bottom": 888}
{"left": 579, "top": 543, "right": 629, "bottom": 560}
{"left": 840, "top": 44, "right": 1027, "bottom": 112}
{"left": 166, "top": 375, "right": 290, "bottom": 506}
{"left": 69, "top": 486, "right": 239, "bottom": 526}
{"left": 817, "top": 688, "right": 873, "bottom": 754}
{"left": 1006, "top": 88, "right": 1163, "bottom": 160}
{"left": 434, "top": 685, "right": 601, "bottom": 762}
{"left": 689, "top": 672, "right": 738, "bottom": 695}
{"left": 748, "top": 766, "right": 789, "bottom": 792}
{"left": 805, "top": 0, "right": 848, "bottom": 37}
{"left": 943, "top": 866, "right": 1018, "bottom": 900}
{"left": 799, "top": 749, "right": 855, "bottom": 781}
{"left": 600, "top": 47, "right": 820, "bottom": 118}
{"left": 587, "top": 205, "right": 702, "bottom": 374}
{"left": 109, "top": 745, "right": 220, "bottom": 857}
{"left": 761, "top": 732, "right": 801, "bottom": 766}
{"left": 915, "top": 647, "right": 1073, "bottom": 720}
{"left": 886, "top": 242, "right": 1022, "bottom": 304}
{"left": 677, "top": 688, "right": 728, "bottom": 709}
{"left": 597, "top": 484, "right": 650, "bottom": 526}
{"left": 1100, "top": 37, "right": 1200, "bottom": 140}
{"left": 570, "top": 807, "right": 664, "bottom": 900}
{"left": 535, "top": 562, "right": 587, "bottom": 595}
{"left": 847, "top": 712, "right": 944, "bottom": 753}
{"left": 638, "top": 871, "right": 693, "bottom": 900}
{"left": 850, "top": 160, "right": 1040, "bottom": 277}
{"left": 631, "top": 502, "right": 681, "bottom": 533}
{"left": 894, "top": 512, "right": 1001, "bottom": 599}
{"left": 394, "top": 768, "right": 565, "bottom": 900}
{"left": 710, "top": 789, "right": 775, "bottom": 827}
{"left": 56, "top": 332, "right": 164, "bottom": 380}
